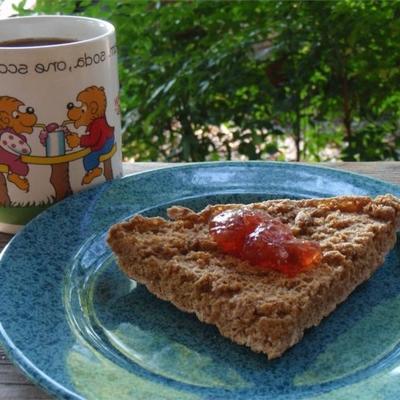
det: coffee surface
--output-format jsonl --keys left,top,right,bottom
{"left": 0, "top": 38, "right": 76, "bottom": 47}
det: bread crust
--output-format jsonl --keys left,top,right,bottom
{"left": 108, "top": 195, "right": 400, "bottom": 359}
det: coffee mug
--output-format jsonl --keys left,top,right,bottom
{"left": 0, "top": 15, "right": 122, "bottom": 233}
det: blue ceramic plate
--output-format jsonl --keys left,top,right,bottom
{"left": 1, "top": 162, "right": 400, "bottom": 400}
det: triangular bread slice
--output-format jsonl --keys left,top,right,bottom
{"left": 108, "top": 195, "right": 400, "bottom": 359}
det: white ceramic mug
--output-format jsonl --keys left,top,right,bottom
{"left": 0, "top": 15, "right": 122, "bottom": 233}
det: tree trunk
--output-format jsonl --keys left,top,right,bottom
{"left": 342, "top": 73, "right": 352, "bottom": 142}
{"left": 103, "top": 159, "right": 114, "bottom": 181}
{"left": 180, "top": 109, "right": 198, "bottom": 161}
{"left": 0, "top": 174, "right": 10, "bottom": 206}
{"left": 293, "top": 93, "right": 302, "bottom": 162}
{"left": 337, "top": 51, "right": 352, "bottom": 143}
{"left": 50, "top": 163, "right": 73, "bottom": 202}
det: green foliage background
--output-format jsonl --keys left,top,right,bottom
{"left": 15, "top": 0, "right": 400, "bottom": 162}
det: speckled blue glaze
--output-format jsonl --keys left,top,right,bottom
{"left": 1, "top": 162, "right": 400, "bottom": 399}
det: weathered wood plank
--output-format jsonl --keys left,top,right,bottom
{"left": 321, "top": 161, "right": 400, "bottom": 185}
{"left": 0, "top": 234, "right": 12, "bottom": 251}
{"left": 0, "top": 349, "right": 51, "bottom": 399}
{"left": 0, "top": 384, "right": 51, "bottom": 400}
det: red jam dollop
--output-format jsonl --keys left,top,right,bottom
{"left": 209, "top": 208, "right": 321, "bottom": 277}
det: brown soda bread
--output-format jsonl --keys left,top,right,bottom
{"left": 107, "top": 195, "right": 400, "bottom": 359}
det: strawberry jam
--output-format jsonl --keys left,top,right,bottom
{"left": 209, "top": 208, "right": 321, "bottom": 277}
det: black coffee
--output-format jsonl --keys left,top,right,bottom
{"left": 0, "top": 38, "right": 77, "bottom": 47}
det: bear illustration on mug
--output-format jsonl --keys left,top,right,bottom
{"left": 0, "top": 96, "right": 37, "bottom": 193}
{"left": 65, "top": 86, "right": 115, "bottom": 185}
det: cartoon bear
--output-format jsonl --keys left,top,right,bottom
{"left": 65, "top": 86, "right": 115, "bottom": 185}
{"left": 0, "top": 96, "right": 37, "bottom": 192}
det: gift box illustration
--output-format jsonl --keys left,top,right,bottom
{"left": 39, "top": 122, "right": 67, "bottom": 157}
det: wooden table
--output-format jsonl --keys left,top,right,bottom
{"left": 0, "top": 161, "right": 399, "bottom": 399}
